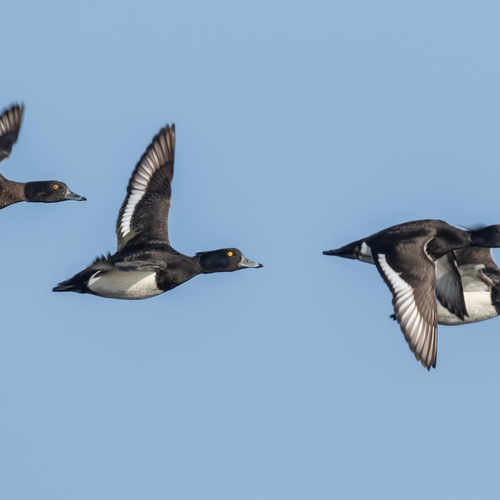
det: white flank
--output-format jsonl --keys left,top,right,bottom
{"left": 438, "top": 292, "right": 497, "bottom": 325}
{"left": 88, "top": 270, "right": 162, "bottom": 300}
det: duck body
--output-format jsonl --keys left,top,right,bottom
{"left": 56, "top": 242, "right": 201, "bottom": 299}
{"left": 54, "top": 124, "right": 262, "bottom": 299}
{"left": 0, "top": 103, "right": 86, "bottom": 209}
{"left": 324, "top": 219, "right": 500, "bottom": 369}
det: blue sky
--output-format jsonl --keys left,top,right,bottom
{"left": 2, "top": 1, "right": 500, "bottom": 498}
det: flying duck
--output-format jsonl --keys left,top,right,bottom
{"left": 0, "top": 103, "right": 86, "bottom": 209}
{"left": 323, "top": 219, "right": 500, "bottom": 370}
{"left": 53, "top": 124, "right": 262, "bottom": 299}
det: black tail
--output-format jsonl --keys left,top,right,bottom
{"left": 53, "top": 254, "right": 114, "bottom": 293}
{"left": 53, "top": 277, "right": 87, "bottom": 293}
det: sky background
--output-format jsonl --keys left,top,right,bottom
{"left": 2, "top": 1, "right": 500, "bottom": 498}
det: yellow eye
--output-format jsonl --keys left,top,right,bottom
{"left": 53, "top": 184, "right": 59, "bottom": 190}
{"left": 227, "top": 251, "right": 233, "bottom": 257}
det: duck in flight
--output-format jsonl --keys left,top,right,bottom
{"left": 0, "top": 103, "right": 86, "bottom": 210}
{"left": 323, "top": 219, "right": 500, "bottom": 370}
{"left": 53, "top": 124, "right": 262, "bottom": 299}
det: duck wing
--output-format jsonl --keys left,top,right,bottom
{"left": 0, "top": 104, "right": 24, "bottom": 162}
{"left": 116, "top": 124, "right": 175, "bottom": 251}
{"left": 434, "top": 252, "right": 468, "bottom": 318}
{"left": 373, "top": 245, "right": 438, "bottom": 370}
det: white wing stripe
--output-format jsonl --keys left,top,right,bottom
{"left": 402, "top": 306, "right": 418, "bottom": 327}
{"left": 378, "top": 253, "right": 412, "bottom": 294}
{"left": 398, "top": 293, "right": 414, "bottom": 310}
{"left": 118, "top": 157, "right": 158, "bottom": 241}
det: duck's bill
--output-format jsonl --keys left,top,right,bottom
{"left": 65, "top": 189, "right": 87, "bottom": 201}
{"left": 238, "top": 255, "right": 263, "bottom": 268}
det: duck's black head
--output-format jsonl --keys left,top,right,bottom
{"left": 24, "top": 181, "right": 86, "bottom": 203}
{"left": 470, "top": 225, "right": 500, "bottom": 247}
{"left": 197, "top": 248, "right": 263, "bottom": 273}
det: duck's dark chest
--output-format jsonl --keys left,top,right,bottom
{"left": 0, "top": 176, "right": 25, "bottom": 209}
{"left": 155, "top": 258, "right": 200, "bottom": 292}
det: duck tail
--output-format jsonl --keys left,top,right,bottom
{"left": 52, "top": 276, "right": 86, "bottom": 293}
{"left": 53, "top": 254, "right": 114, "bottom": 293}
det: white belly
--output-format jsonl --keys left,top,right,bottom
{"left": 88, "top": 269, "right": 162, "bottom": 300}
{"left": 438, "top": 291, "right": 498, "bottom": 325}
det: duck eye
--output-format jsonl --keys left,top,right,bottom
{"left": 227, "top": 251, "right": 233, "bottom": 257}
{"left": 53, "top": 184, "right": 59, "bottom": 190}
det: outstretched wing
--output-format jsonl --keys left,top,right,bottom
{"left": 0, "top": 103, "right": 24, "bottom": 162}
{"left": 374, "top": 245, "right": 438, "bottom": 370}
{"left": 116, "top": 124, "right": 175, "bottom": 251}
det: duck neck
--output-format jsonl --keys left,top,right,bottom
{"left": 23, "top": 182, "right": 47, "bottom": 202}
{"left": 196, "top": 252, "right": 214, "bottom": 274}
{"left": 196, "top": 251, "right": 227, "bottom": 274}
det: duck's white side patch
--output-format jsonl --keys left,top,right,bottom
{"left": 359, "top": 242, "right": 375, "bottom": 264}
{"left": 438, "top": 292, "right": 497, "bottom": 325}
{"left": 88, "top": 270, "right": 162, "bottom": 300}
{"left": 378, "top": 253, "right": 433, "bottom": 362}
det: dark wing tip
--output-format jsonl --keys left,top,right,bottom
{"left": 2, "top": 102, "right": 25, "bottom": 112}
{"left": 0, "top": 102, "right": 25, "bottom": 126}
{"left": 0, "top": 102, "right": 25, "bottom": 160}
{"left": 421, "top": 356, "right": 437, "bottom": 371}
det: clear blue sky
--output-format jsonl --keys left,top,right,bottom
{"left": 2, "top": 1, "right": 500, "bottom": 498}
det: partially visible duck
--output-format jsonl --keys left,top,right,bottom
{"left": 0, "top": 103, "right": 85, "bottom": 210}
{"left": 437, "top": 246, "right": 500, "bottom": 325}
{"left": 323, "top": 219, "right": 500, "bottom": 370}
{"left": 53, "top": 124, "right": 262, "bottom": 299}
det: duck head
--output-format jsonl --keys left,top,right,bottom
{"left": 470, "top": 225, "right": 500, "bottom": 247}
{"left": 197, "top": 248, "right": 263, "bottom": 273}
{"left": 24, "top": 181, "right": 86, "bottom": 203}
